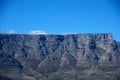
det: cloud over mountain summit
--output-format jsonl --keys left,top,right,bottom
{"left": 29, "top": 30, "right": 47, "bottom": 35}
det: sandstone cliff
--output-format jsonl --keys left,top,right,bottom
{"left": 0, "top": 33, "right": 120, "bottom": 80}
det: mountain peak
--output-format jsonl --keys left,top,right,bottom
{"left": 0, "top": 33, "right": 120, "bottom": 80}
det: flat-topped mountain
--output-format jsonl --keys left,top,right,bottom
{"left": 0, "top": 33, "right": 120, "bottom": 80}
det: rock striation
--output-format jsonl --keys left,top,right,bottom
{"left": 0, "top": 33, "right": 120, "bottom": 80}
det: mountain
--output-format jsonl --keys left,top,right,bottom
{"left": 0, "top": 33, "right": 120, "bottom": 80}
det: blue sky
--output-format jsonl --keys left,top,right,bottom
{"left": 0, "top": 0, "right": 120, "bottom": 41}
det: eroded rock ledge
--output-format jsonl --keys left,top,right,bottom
{"left": 0, "top": 33, "right": 120, "bottom": 80}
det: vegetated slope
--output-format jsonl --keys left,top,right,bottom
{"left": 0, "top": 33, "right": 120, "bottom": 80}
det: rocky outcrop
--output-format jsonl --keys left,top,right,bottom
{"left": 0, "top": 33, "right": 120, "bottom": 80}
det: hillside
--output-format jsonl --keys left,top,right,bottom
{"left": 0, "top": 33, "right": 120, "bottom": 80}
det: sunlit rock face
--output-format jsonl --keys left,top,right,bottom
{"left": 0, "top": 33, "right": 120, "bottom": 80}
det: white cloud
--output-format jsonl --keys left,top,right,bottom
{"left": 0, "top": 29, "right": 16, "bottom": 34}
{"left": 7, "top": 29, "right": 16, "bottom": 34}
{"left": 29, "top": 30, "right": 47, "bottom": 35}
{"left": 62, "top": 32, "right": 78, "bottom": 35}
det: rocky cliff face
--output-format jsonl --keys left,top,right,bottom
{"left": 0, "top": 33, "right": 120, "bottom": 80}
